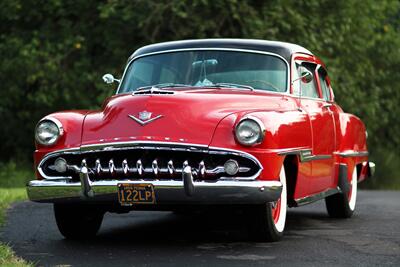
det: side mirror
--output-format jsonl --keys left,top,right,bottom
{"left": 300, "top": 69, "right": 313, "bottom": 83}
{"left": 292, "top": 68, "right": 313, "bottom": 84}
{"left": 102, "top": 73, "right": 120, "bottom": 84}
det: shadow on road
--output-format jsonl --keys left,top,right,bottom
{"left": 4, "top": 192, "right": 399, "bottom": 266}
{"left": 61, "top": 207, "right": 331, "bottom": 246}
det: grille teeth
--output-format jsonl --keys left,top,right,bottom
{"left": 152, "top": 159, "right": 159, "bottom": 175}
{"left": 167, "top": 160, "right": 175, "bottom": 175}
{"left": 199, "top": 161, "right": 205, "bottom": 177}
{"left": 55, "top": 155, "right": 255, "bottom": 180}
{"left": 122, "top": 159, "right": 128, "bottom": 175}
{"left": 109, "top": 159, "right": 115, "bottom": 174}
{"left": 95, "top": 159, "right": 102, "bottom": 174}
{"left": 136, "top": 159, "right": 143, "bottom": 175}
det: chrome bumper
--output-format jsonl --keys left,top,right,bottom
{"left": 27, "top": 179, "right": 282, "bottom": 205}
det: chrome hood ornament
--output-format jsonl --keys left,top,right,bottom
{"left": 128, "top": 111, "right": 163, "bottom": 126}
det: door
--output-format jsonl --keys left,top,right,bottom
{"left": 296, "top": 62, "right": 336, "bottom": 194}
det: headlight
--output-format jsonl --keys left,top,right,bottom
{"left": 35, "top": 118, "right": 63, "bottom": 146}
{"left": 235, "top": 117, "right": 265, "bottom": 146}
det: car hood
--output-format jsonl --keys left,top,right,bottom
{"left": 81, "top": 89, "right": 296, "bottom": 147}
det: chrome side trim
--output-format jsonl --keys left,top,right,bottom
{"left": 277, "top": 148, "right": 332, "bottom": 162}
{"left": 116, "top": 47, "right": 291, "bottom": 95}
{"left": 27, "top": 179, "right": 283, "bottom": 204}
{"left": 337, "top": 151, "right": 369, "bottom": 158}
{"left": 294, "top": 188, "right": 340, "bottom": 206}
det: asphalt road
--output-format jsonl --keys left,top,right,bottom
{"left": 1, "top": 190, "right": 399, "bottom": 267}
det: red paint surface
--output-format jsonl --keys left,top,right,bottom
{"left": 33, "top": 53, "right": 370, "bottom": 201}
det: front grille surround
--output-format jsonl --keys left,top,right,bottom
{"left": 38, "top": 143, "right": 262, "bottom": 181}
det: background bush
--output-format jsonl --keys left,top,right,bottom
{"left": 0, "top": 0, "right": 399, "bottom": 187}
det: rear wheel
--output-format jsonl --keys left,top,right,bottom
{"left": 325, "top": 166, "right": 358, "bottom": 218}
{"left": 249, "top": 166, "right": 287, "bottom": 242}
{"left": 54, "top": 203, "right": 105, "bottom": 240}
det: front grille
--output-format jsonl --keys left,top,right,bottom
{"left": 39, "top": 144, "right": 262, "bottom": 181}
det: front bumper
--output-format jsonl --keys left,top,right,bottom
{"left": 27, "top": 179, "right": 282, "bottom": 205}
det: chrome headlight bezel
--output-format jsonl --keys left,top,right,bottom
{"left": 234, "top": 116, "right": 265, "bottom": 146}
{"left": 35, "top": 118, "right": 63, "bottom": 146}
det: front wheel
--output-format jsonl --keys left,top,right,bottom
{"left": 325, "top": 166, "right": 358, "bottom": 218}
{"left": 54, "top": 203, "right": 105, "bottom": 240}
{"left": 248, "top": 166, "right": 287, "bottom": 242}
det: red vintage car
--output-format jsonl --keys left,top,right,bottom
{"left": 27, "top": 39, "right": 375, "bottom": 241}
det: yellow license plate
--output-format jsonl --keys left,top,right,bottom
{"left": 117, "top": 183, "right": 156, "bottom": 206}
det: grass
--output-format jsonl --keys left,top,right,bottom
{"left": 0, "top": 162, "right": 33, "bottom": 267}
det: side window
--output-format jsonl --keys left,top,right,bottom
{"left": 296, "top": 62, "right": 319, "bottom": 98}
{"left": 318, "top": 68, "right": 331, "bottom": 101}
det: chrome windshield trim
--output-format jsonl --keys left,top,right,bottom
{"left": 116, "top": 47, "right": 290, "bottom": 95}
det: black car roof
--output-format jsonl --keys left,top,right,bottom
{"left": 129, "top": 39, "right": 313, "bottom": 62}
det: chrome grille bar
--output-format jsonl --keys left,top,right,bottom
{"left": 109, "top": 159, "right": 115, "bottom": 174}
{"left": 122, "top": 159, "right": 128, "bottom": 175}
{"left": 152, "top": 159, "right": 159, "bottom": 175}
{"left": 95, "top": 159, "right": 102, "bottom": 174}
{"left": 199, "top": 160, "right": 205, "bottom": 177}
{"left": 167, "top": 160, "right": 175, "bottom": 175}
{"left": 136, "top": 159, "right": 143, "bottom": 176}
{"left": 76, "top": 158, "right": 257, "bottom": 179}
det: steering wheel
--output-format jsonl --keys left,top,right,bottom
{"left": 245, "top": 80, "right": 281, "bottom": 92}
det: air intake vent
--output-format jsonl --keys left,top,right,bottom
{"left": 133, "top": 88, "right": 175, "bottom": 95}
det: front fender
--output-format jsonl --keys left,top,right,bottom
{"left": 209, "top": 110, "right": 312, "bottom": 180}
{"left": 34, "top": 110, "right": 90, "bottom": 178}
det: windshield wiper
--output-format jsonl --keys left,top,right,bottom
{"left": 136, "top": 83, "right": 192, "bottom": 91}
{"left": 207, "top": 83, "right": 254, "bottom": 91}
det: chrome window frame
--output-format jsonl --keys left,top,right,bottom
{"left": 292, "top": 60, "right": 323, "bottom": 100}
{"left": 116, "top": 48, "right": 291, "bottom": 95}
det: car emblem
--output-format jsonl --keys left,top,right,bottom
{"left": 128, "top": 111, "right": 163, "bottom": 126}
{"left": 139, "top": 111, "right": 152, "bottom": 120}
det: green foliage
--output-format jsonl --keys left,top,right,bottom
{"left": 0, "top": 242, "right": 32, "bottom": 267}
{"left": 0, "top": 0, "right": 399, "bottom": 182}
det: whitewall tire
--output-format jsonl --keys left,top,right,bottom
{"left": 325, "top": 165, "right": 358, "bottom": 218}
{"left": 249, "top": 166, "right": 287, "bottom": 242}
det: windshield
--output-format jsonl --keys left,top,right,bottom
{"left": 119, "top": 50, "right": 288, "bottom": 93}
